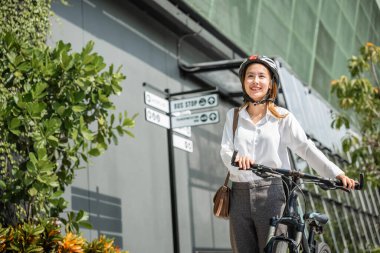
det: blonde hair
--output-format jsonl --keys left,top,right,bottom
{"left": 240, "top": 80, "right": 288, "bottom": 119}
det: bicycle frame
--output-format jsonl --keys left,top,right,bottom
{"left": 230, "top": 151, "right": 364, "bottom": 253}
{"left": 265, "top": 180, "right": 327, "bottom": 253}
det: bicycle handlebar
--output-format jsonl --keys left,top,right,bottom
{"left": 231, "top": 151, "right": 364, "bottom": 191}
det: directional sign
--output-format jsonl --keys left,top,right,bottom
{"left": 172, "top": 111, "right": 191, "bottom": 137}
{"left": 173, "top": 134, "right": 193, "bottom": 152}
{"left": 171, "top": 110, "right": 219, "bottom": 128}
{"left": 173, "top": 127, "right": 191, "bottom": 138}
{"left": 145, "top": 107, "right": 170, "bottom": 129}
{"left": 144, "top": 91, "right": 169, "bottom": 113}
{"left": 170, "top": 94, "right": 218, "bottom": 112}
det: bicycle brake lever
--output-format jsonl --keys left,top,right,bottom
{"left": 317, "top": 183, "right": 335, "bottom": 191}
{"left": 336, "top": 185, "right": 351, "bottom": 193}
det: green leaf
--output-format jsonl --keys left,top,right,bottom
{"left": 26, "top": 245, "right": 44, "bottom": 253}
{"left": 26, "top": 102, "right": 46, "bottom": 118}
{"left": 28, "top": 187, "right": 38, "bottom": 197}
{"left": 32, "top": 225, "right": 45, "bottom": 235}
{"left": 81, "top": 127, "right": 94, "bottom": 141}
{"left": 80, "top": 153, "right": 88, "bottom": 163}
{"left": 124, "top": 129, "right": 135, "bottom": 138}
{"left": 88, "top": 148, "right": 101, "bottom": 157}
{"left": 75, "top": 210, "right": 85, "bottom": 221}
{"left": 47, "top": 135, "right": 59, "bottom": 147}
{"left": 82, "top": 41, "right": 94, "bottom": 57}
{"left": 116, "top": 125, "right": 124, "bottom": 136}
{"left": 72, "top": 105, "right": 87, "bottom": 112}
{"left": 342, "top": 137, "right": 352, "bottom": 153}
{"left": 29, "top": 152, "right": 38, "bottom": 165}
{"left": 8, "top": 117, "right": 21, "bottom": 135}
{"left": 0, "top": 180, "right": 6, "bottom": 190}
{"left": 60, "top": 51, "right": 74, "bottom": 70}
{"left": 78, "top": 221, "right": 93, "bottom": 229}
{"left": 37, "top": 148, "right": 47, "bottom": 160}
{"left": 53, "top": 102, "right": 66, "bottom": 115}
{"left": 9, "top": 117, "right": 21, "bottom": 129}
{"left": 33, "top": 82, "right": 48, "bottom": 99}
{"left": 48, "top": 180, "right": 60, "bottom": 188}
{"left": 110, "top": 114, "right": 115, "bottom": 125}
{"left": 112, "top": 82, "right": 122, "bottom": 95}
{"left": 27, "top": 161, "right": 37, "bottom": 173}
{"left": 52, "top": 190, "right": 64, "bottom": 198}
{"left": 122, "top": 117, "right": 135, "bottom": 127}
{"left": 17, "top": 61, "right": 31, "bottom": 72}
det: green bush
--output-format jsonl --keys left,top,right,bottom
{"left": 331, "top": 42, "right": 380, "bottom": 185}
{"left": 0, "top": 217, "right": 128, "bottom": 252}
{"left": 0, "top": 0, "right": 52, "bottom": 45}
{"left": 0, "top": 31, "right": 136, "bottom": 226}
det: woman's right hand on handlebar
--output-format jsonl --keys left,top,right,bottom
{"left": 235, "top": 155, "right": 255, "bottom": 170}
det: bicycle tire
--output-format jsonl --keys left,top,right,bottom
{"left": 315, "top": 242, "right": 331, "bottom": 253}
{"left": 269, "top": 241, "right": 291, "bottom": 253}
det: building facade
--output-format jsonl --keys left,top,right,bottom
{"left": 51, "top": 1, "right": 380, "bottom": 252}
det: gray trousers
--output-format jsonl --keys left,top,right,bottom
{"left": 229, "top": 177, "right": 287, "bottom": 253}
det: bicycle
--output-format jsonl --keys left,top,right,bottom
{"left": 230, "top": 151, "right": 364, "bottom": 253}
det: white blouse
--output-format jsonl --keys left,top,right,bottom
{"left": 220, "top": 106, "right": 344, "bottom": 182}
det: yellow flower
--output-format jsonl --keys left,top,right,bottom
{"left": 366, "top": 42, "right": 374, "bottom": 47}
{"left": 58, "top": 232, "right": 85, "bottom": 253}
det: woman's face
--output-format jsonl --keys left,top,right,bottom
{"left": 243, "top": 63, "right": 272, "bottom": 102}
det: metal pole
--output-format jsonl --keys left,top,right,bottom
{"left": 165, "top": 88, "right": 180, "bottom": 253}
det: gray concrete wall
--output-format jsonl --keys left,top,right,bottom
{"left": 50, "top": 1, "right": 232, "bottom": 252}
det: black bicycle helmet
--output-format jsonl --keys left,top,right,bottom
{"left": 238, "top": 55, "right": 280, "bottom": 86}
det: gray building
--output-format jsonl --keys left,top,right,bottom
{"left": 51, "top": 1, "right": 380, "bottom": 252}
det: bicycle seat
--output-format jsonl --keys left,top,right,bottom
{"left": 303, "top": 212, "right": 328, "bottom": 225}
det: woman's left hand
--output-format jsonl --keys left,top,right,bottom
{"left": 336, "top": 174, "right": 356, "bottom": 190}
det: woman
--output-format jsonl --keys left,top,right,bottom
{"left": 220, "top": 55, "right": 355, "bottom": 253}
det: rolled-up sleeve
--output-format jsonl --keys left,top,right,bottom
{"left": 282, "top": 113, "right": 344, "bottom": 178}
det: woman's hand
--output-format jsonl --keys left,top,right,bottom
{"left": 336, "top": 174, "right": 356, "bottom": 190}
{"left": 235, "top": 155, "right": 254, "bottom": 170}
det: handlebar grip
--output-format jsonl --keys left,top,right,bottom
{"left": 335, "top": 173, "right": 364, "bottom": 190}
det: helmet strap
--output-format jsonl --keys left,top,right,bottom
{"left": 243, "top": 93, "right": 273, "bottom": 106}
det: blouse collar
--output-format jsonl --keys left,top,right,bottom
{"left": 239, "top": 104, "right": 277, "bottom": 123}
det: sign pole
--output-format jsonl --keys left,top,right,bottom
{"left": 165, "top": 89, "right": 180, "bottom": 253}
{"left": 143, "top": 83, "right": 220, "bottom": 253}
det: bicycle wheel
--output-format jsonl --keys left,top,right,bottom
{"left": 271, "top": 241, "right": 290, "bottom": 253}
{"left": 315, "top": 242, "right": 331, "bottom": 253}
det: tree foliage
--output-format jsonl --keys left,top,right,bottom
{"left": 0, "top": 0, "right": 52, "bottom": 45}
{"left": 0, "top": 31, "right": 136, "bottom": 226}
{"left": 331, "top": 42, "right": 380, "bottom": 186}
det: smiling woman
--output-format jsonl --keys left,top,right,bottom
{"left": 244, "top": 64, "right": 272, "bottom": 107}
{"left": 219, "top": 55, "right": 356, "bottom": 253}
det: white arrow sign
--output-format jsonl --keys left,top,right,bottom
{"left": 144, "top": 91, "right": 169, "bottom": 113}
{"left": 172, "top": 111, "right": 191, "bottom": 137}
{"left": 145, "top": 107, "right": 170, "bottom": 129}
{"left": 173, "top": 134, "right": 193, "bottom": 152}
{"left": 171, "top": 110, "right": 219, "bottom": 128}
{"left": 173, "top": 127, "right": 191, "bottom": 138}
{"left": 170, "top": 94, "right": 218, "bottom": 112}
